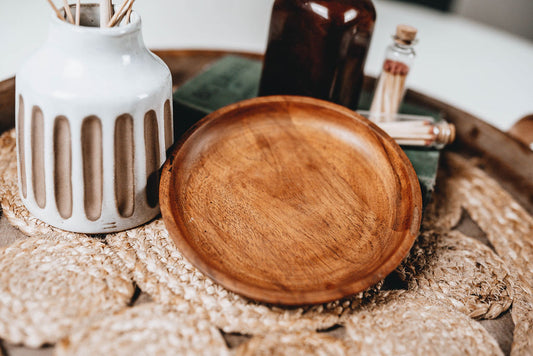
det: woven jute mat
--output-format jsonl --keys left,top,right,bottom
{"left": 343, "top": 290, "right": 504, "bottom": 356}
{"left": 435, "top": 154, "right": 533, "bottom": 355}
{"left": 233, "top": 290, "right": 503, "bottom": 356}
{"left": 397, "top": 229, "right": 514, "bottom": 320}
{"left": 234, "top": 331, "right": 350, "bottom": 356}
{"left": 0, "top": 129, "right": 532, "bottom": 355}
{"left": 55, "top": 303, "right": 230, "bottom": 356}
{"left": 0, "top": 235, "right": 135, "bottom": 347}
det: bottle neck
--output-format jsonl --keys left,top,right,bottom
{"left": 390, "top": 41, "right": 416, "bottom": 56}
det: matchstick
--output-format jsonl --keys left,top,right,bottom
{"left": 100, "top": 0, "right": 113, "bottom": 28}
{"left": 390, "top": 74, "right": 403, "bottom": 119}
{"left": 75, "top": 0, "right": 80, "bottom": 25}
{"left": 358, "top": 111, "right": 434, "bottom": 122}
{"left": 393, "top": 139, "right": 432, "bottom": 147}
{"left": 108, "top": 0, "right": 134, "bottom": 27}
{"left": 125, "top": 6, "right": 132, "bottom": 24}
{"left": 62, "top": 0, "right": 75, "bottom": 24}
{"left": 46, "top": 0, "right": 65, "bottom": 20}
{"left": 383, "top": 73, "right": 393, "bottom": 121}
{"left": 107, "top": 0, "right": 132, "bottom": 27}
{"left": 369, "top": 73, "right": 385, "bottom": 122}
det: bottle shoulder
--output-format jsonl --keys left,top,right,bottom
{"left": 383, "top": 44, "right": 416, "bottom": 69}
{"left": 273, "top": 0, "right": 376, "bottom": 24}
{"left": 386, "top": 44, "right": 416, "bottom": 57}
{"left": 275, "top": 0, "right": 375, "bottom": 8}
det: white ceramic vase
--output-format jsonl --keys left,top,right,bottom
{"left": 15, "top": 5, "right": 173, "bottom": 233}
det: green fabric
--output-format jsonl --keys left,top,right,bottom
{"left": 173, "top": 55, "right": 440, "bottom": 206}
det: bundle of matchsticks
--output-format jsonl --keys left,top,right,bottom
{"left": 358, "top": 112, "right": 456, "bottom": 148}
{"left": 369, "top": 59, "right": 410, "bottom": 123}
{"left": 46, "top": 0, "right": 136, "bottom": 27}
{"left": 377, "top": 119, "right": 456, "bottom": 148}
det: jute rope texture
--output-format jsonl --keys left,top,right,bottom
{"left": 55, "top": 303, "right": 230, "bottom": 356}
{"left": 435, "top": 153, "right": 533, "bottom": 356}
{"left": 234, "top": 290, "right": 503, "bottom": 356}
{"left": 397, "top": 229, "right": 513, "bottom": 319}
{"left": 235, "top": 332, "right": 349, "bottom": 356}
{"left": 0, "top": 129, "right": 532, "bottom": 354}
{"left": 0, "top": 235, "right": 135, "bottom": 347}
{"left": 106, "top": 219, "right": 384, "bottom": 335}
{"left": 343, "top": 290, "right": 504, "bottom": 356}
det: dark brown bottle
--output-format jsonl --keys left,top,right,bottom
{"left": 259, "top": 0, "right": 376, "bottom": 110}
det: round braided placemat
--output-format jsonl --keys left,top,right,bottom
{"left": 344, "top": 290, "right": 504, "bottom": 356}
{"left": 419, "top": 153, "right": 533, "bottom": 355}
{"left": 235, "top": 332, "right": 349, "bottom": 356}
{"left": 0, "top": 130, "right": 88, "bottom": 240}
{"left": 234, "top": 290, "right": 504, "bottom": 356}
{"left": 422, "top": 164, "right": 463, "bottom": 232}
{"left": 106, "top": 218, "right": 384, "bottom": 335}
{"left": 436, "top": 153, "right": 533, "bottom": 355}
{"left": 397, "top": 229, "right": 513, "bottom": 319}
{"left": 55, "top": 303, "right": 230, "bottom": 356}
{"left": 0, "top": 235, "right": 135, "bottom": 347}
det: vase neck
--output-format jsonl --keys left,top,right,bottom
{"left": 46, "top": 6, "right": 145, "bottom": 54}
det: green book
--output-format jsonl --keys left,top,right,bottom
{"left": 173, "top": 56, "right": 261, "bottom": 138}
{"left": 173, "top": 55, "right": 440, "bottom": 207}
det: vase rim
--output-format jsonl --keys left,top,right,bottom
{"left": 51, "top": 3, "right": 141, "bottom": 36}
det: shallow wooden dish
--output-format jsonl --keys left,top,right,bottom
{"left": 160, "top": 95, "right": 422, "bottom": 305}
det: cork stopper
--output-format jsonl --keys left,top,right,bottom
{"left": 395, "top": 24, "right": 418, "bottom": 45}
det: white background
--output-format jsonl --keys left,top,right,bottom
{"left": 1, "top": 0, "right": 532, "bottom": 130}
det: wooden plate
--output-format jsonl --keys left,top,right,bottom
{"left": 160, "top": 95, "right": 422, "bottom": 305}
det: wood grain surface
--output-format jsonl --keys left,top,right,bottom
{"left": 160, "top": 96, "right": 422, "bottom": 305}
{"left": 508, "top": 115, "right": 533, "bottom": 149}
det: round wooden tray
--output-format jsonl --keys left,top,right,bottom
{"left": 160, "top": 95, "right": 422, "bottom": 305}
{"left": 0, "top": 50, "right": 531, "bottom": 355}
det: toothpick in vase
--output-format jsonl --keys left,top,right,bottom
{"left": 75, "top": 0, "right": 81, "bottom": 25}
{"left": 62, "top": 0, "right": 75, "bottom": 24}
{"left": 100, "top": 0, "right": 113, "bottom": 28}
{"left": 125, "top": 6, "right": 132, "bottom": 24}
{"left": 46, "top": 0, "right": 65, "bottom": 20}
{"left": 107, "top": 0, "right": 133, "bottom": 27}
{"left": 109, "top": 0, "right": 134, "bottom": 27}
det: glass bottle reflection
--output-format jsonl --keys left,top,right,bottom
{"left": 259, "top": 0, "right": 376, "bottom": 110}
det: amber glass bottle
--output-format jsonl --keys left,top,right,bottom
{"left": 259, "top": 0, "right": 376, "bottom": 110}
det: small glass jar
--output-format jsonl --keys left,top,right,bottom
{"left": 259, "top": 0, "right": 376, "bottom": 110}
{"left": 370, "top": 25, "right": 418, "bottom": 122}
